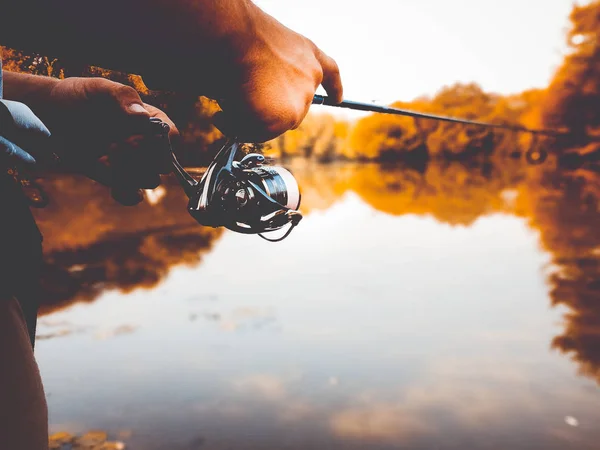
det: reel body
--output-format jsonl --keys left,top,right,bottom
{"left": 150, "top": 118, "right": 302, "bottom": 242}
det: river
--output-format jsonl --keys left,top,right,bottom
{"left": 31, "top": 158, "right": 600, "bottom": 449}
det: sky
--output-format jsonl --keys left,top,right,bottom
{"left": 254, "top": 0, "right": 587, "bottom": 117}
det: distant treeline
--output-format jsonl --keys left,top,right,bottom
{"left": 264, "top": 0, "right": 600, "bottom": 162}
{"left": 2, "top": 0, "right": 599, "bottom": 164}
{"left": 265, "top": 85, "right": 545, "bottom": 163}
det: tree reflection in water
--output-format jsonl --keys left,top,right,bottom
{"left": 521, "top": 164, "right": 600, "bottom": 384}
{"left": 31, "top": 154, "right": 600, "bottom": 385}
{"left": 31, "top": 174, "right": 223, "bottom": 316}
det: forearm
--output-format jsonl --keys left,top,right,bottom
{"left": 1, "top": 0, "right": 343, "bottom": 142}
{"left": 1, "top": 0, "right": 260, "bottom": 92}
{"left": 2, "top": 72, "right": 60, "bottom": 114}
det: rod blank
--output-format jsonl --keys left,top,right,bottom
{"left": 312, "top": 95, "right": 566, "bottom": 137}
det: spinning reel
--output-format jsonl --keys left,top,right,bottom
{"left": 149, "top": 118, "right": 302, "bottom": 242}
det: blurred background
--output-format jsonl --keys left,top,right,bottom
{"left": 3, "top": 0, "right": 600, "bottom": 448}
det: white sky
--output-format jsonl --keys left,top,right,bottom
{"left": 254, "top": 0, "right": 586, "bottom": 117}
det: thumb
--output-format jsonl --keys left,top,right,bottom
{"left": 109, "top": 85, "right": 153, "bottom": 137}
{"left": 113, "top": 85, "right": 150, "bottom": 117}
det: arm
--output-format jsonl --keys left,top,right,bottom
{"left": 1, "top": 72, "right": 60, "bottom": 113}
{"left": 2, "top": 71, "right": 153, "bottom": 131}
{"left": 2, "top": 70, "right": 179, "bottom": 205}
{"left": 2, "top": 0, "right": 261, "bottom": 80}
{"left": 1, "top": 0, "right": 343, "bottom": 141}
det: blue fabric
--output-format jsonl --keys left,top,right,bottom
{"left": 0, "top": 99, "right": 51, "bottom": 167}
{"left": 0, "top": 135, "right": 36, "bottom": 165}
{"left": 0, "top": 99, "right": 51, "bottom": 165}
{"left": 0, "top": 55, "right": 52, "bottom": 165}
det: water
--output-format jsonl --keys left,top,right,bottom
{"left": 31, "top": 160, "right": 600, "bottom": 449}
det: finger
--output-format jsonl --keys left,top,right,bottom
{"left": 105, "top": 85, "right": 155, "bottom": 139}
{"left": 113, "top": 85, "right": 149, "bottom": 118}
{"left": 143, "top": 104, "right": 180, "bottom": 139}
{"left": 213, "top": 110, "right": 275, "bottom": 143}
{"left": 143, "top": 119, "right": 176, "bottom": 174}
{"left": 109, "top": 139, "right": 162, "bottom": 190}
{"left": 0, "top": 136, "right": 37, "bottom": 166}
{"left": 214, "top": 99, "right": 298, "bottom": 143}
{"left": 314, "top": 48, "right": 343, "bottom": 104}
{"left": 111, "top": 160, "right": 161, "bottom": 192}
{"left": 73, "top": 155, "right": 145, "bottom": 206}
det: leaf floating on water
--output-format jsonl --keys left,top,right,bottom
{"left": 49, "top": 430, "right": 127, "bottom": 449}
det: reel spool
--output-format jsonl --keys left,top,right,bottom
{"left": 150, "top": 118, "right": 303, "bottom": 242}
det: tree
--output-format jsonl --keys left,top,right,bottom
{"left": 348, "top": 113, "right": 424, "bottom": 161}
{"left": 541, "top": 0, "right": 600, "bottom": 142}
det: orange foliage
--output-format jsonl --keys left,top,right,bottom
{"left": 269, "top": 82, "right": 542, "bottom": 163}
{"left": 267, "top": 2, "right": 600, "bottom": 163}
{"left": 291, "top": 158, "right": 528, "bottom": 227}
{"left": 349, "top": 83, "right": 542, "bottom": 162}
{"left": 541, "top": 0, "right": 600, "bottom": 141}
{"left": 264, "top": 112, "right": 349, "bottom": 162}
{"left": 1, "top": 46, "right": 65, "bottom": 78}
{"left": 348, "top": 112, "right": 423, "bottom": 161}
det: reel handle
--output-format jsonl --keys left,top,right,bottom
{"left": 147, "top": 117, "right": 199, "bottom": 198}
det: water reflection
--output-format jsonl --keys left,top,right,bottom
{"left": 32, "top": 158, "right": 600, "bottom": 449}
{"left": 291, "top": 158, "right": 528, "bottom": 224}
{"left": 294, "top": 158, "right": 600, "bottom": 387}
{"left": 521, "top": 165, "right": 600, "bottom": 385}
{"left": 32, "top": 174, "right": 223, "bottom": 316}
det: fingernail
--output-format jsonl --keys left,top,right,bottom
{"left": 128, "top": 103, "right": 148, "bottom": 115}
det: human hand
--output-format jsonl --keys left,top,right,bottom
{"left": 139, "top": 2, "right": 343, "bottom": 143}
{"left": 40, "top": 77, "right": 179, "bottom": 205}
{"left": 211, "top": 6, "right": 343, "bottom": 142}
{"left": 3, "top": 0, "right": 342, "bottom": 144}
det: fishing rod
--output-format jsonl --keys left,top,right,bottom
{"left": 312, "top": 94, "right": 567, "bottom": 137}
{"left": 156, "top": 94, "right": 559, "bottom": 242}
{"left": 109, "top": 93, "right": 560, "bottom": 243}
{"left": 1, "top": 92, "right": 561, "bottom": 246}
